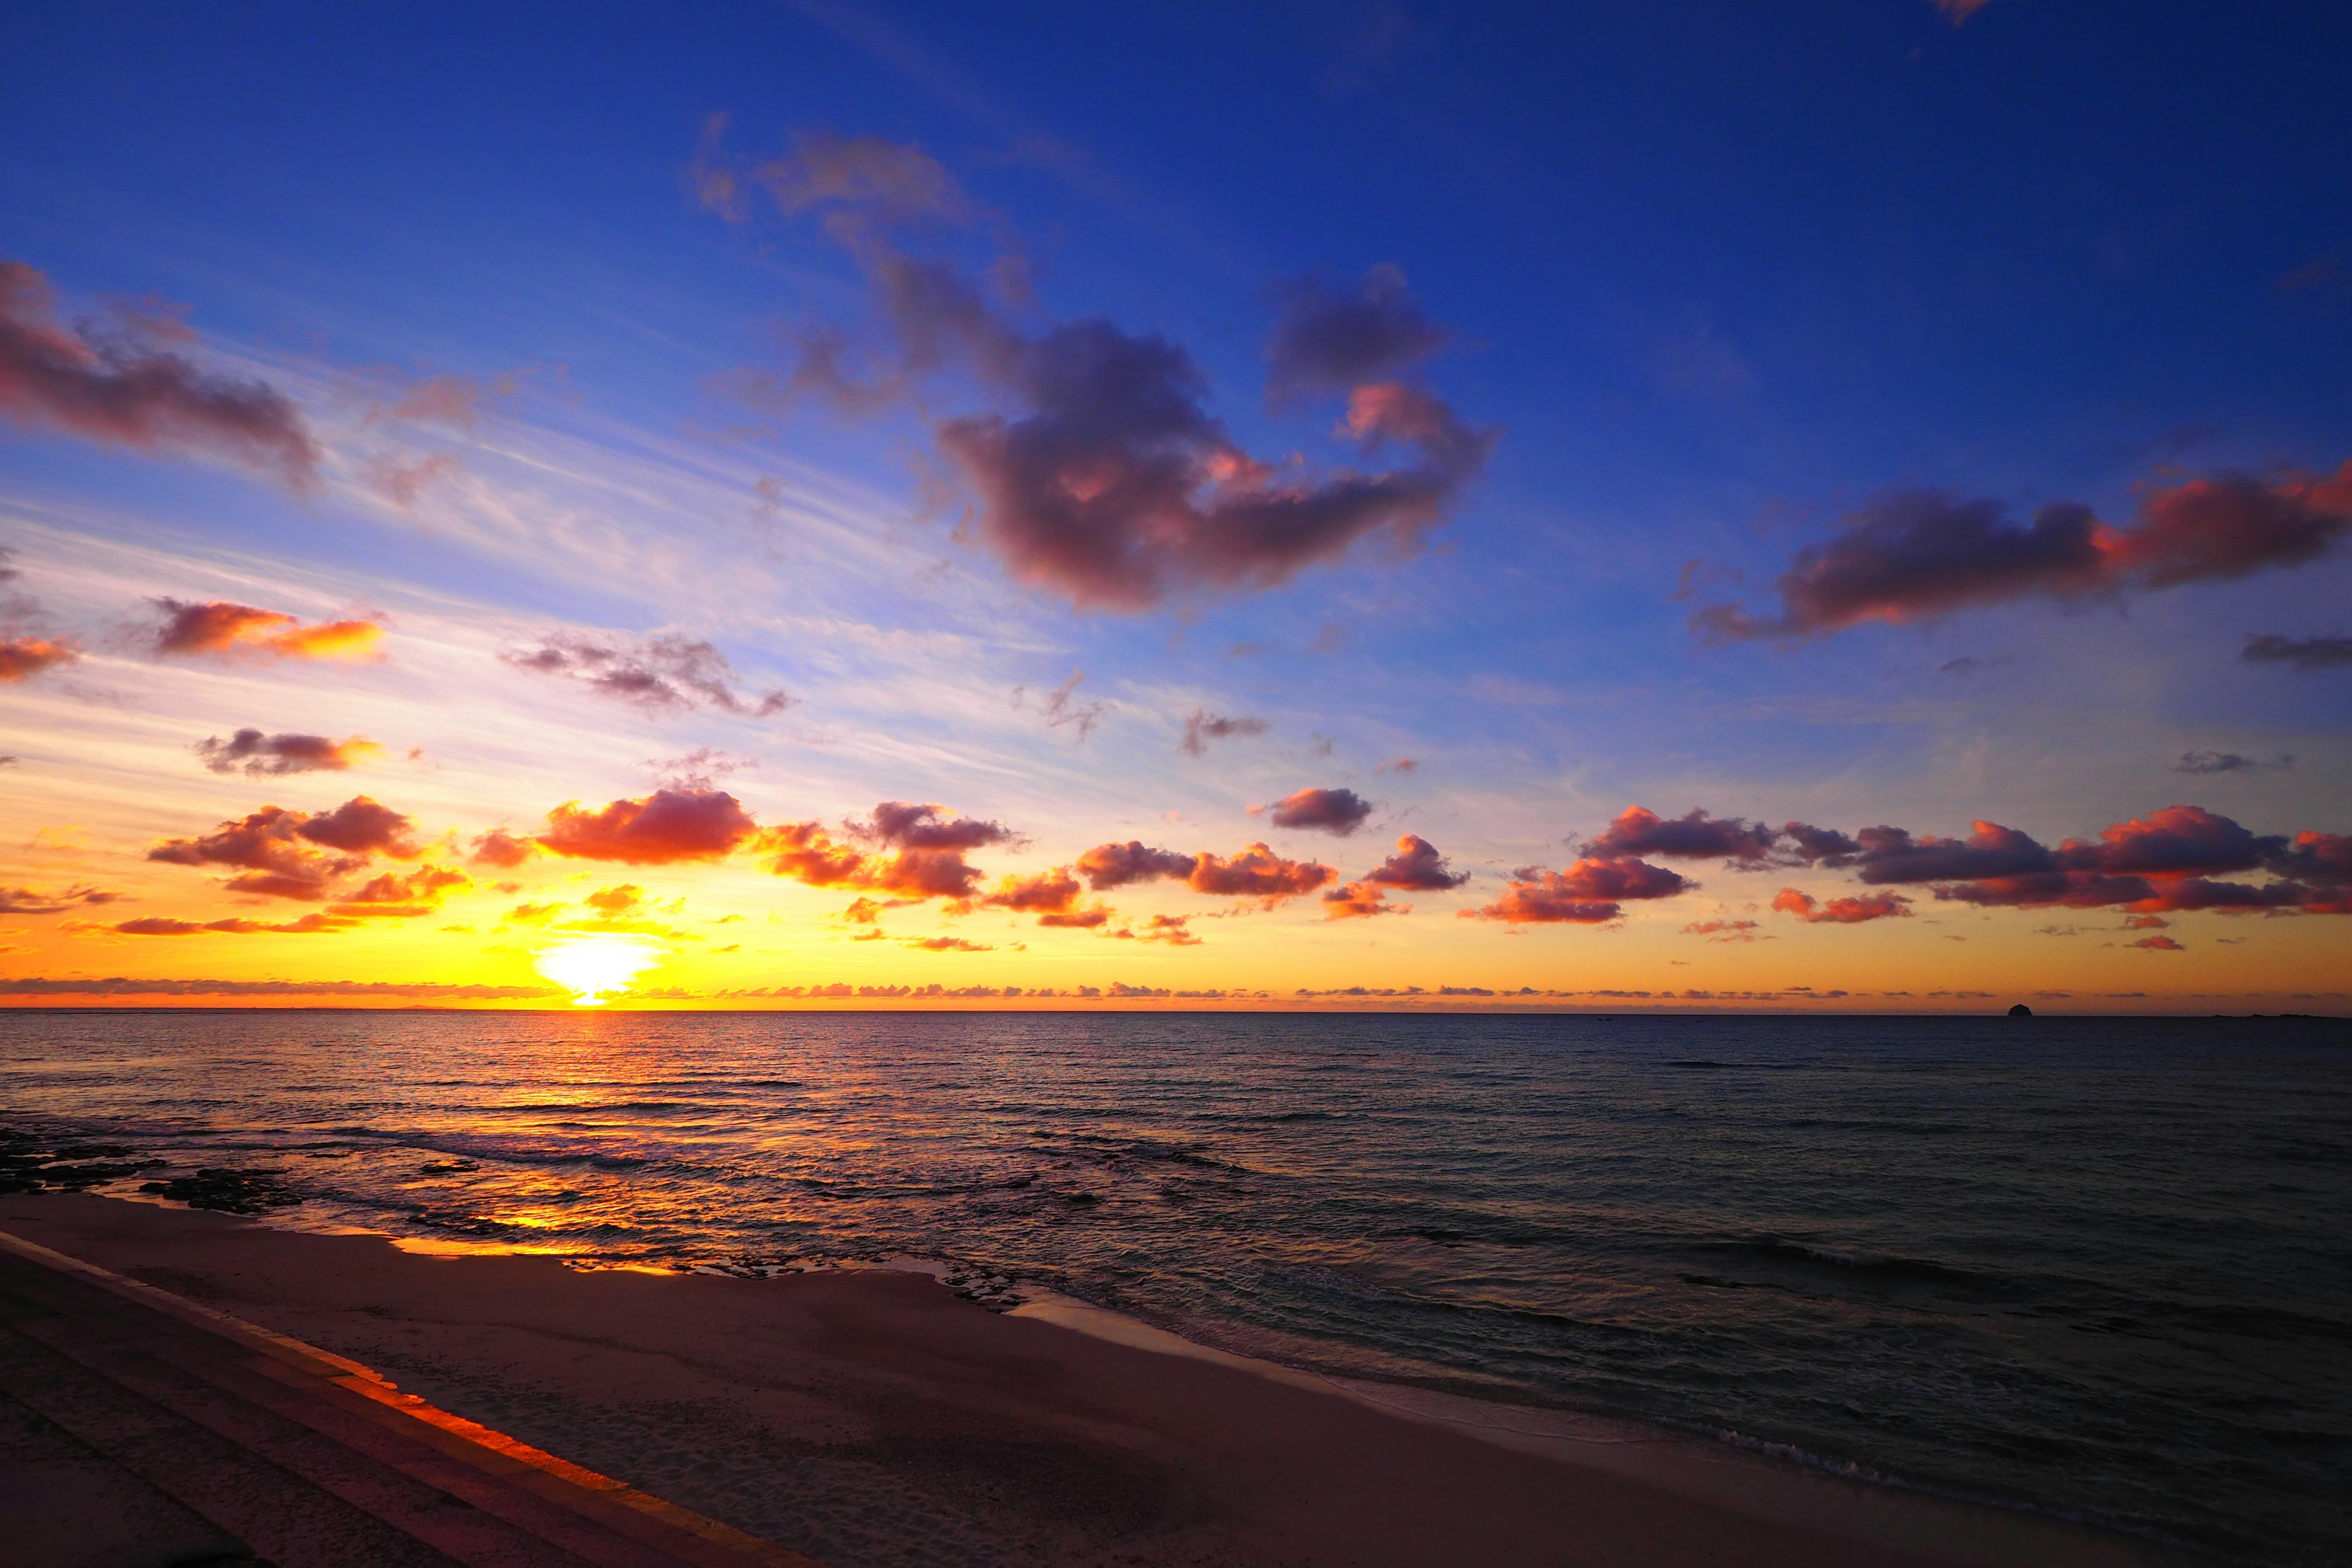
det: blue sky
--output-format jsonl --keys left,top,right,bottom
{"left": 2, "top": 1, "right": 2348, "bottom": 1007}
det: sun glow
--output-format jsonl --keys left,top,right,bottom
{"left": 533, "top": 935, "right": 663, "bottom": 1006}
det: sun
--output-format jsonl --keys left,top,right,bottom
{"left": 533, "top": 935, "right": 663, "bottom": 1006}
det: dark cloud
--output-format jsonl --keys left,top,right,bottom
{"left": 1179, "top": 709, "right": 1267, "bottom": 757}
{"left": 1025, "top": 670, "right": 1106, "bottom": 741}
{"left": 1264, "top": 786, "right": 1374, "bottom": 836}
{"left": 1682, "top": 918, "right": 1761, "bottom": 943}
{"left": 1463, "top": 857, "right": 1687, "bottom": 924}
{"left": 1186, "top": 843, "right": 1336, "bottom": 903}
{"left": 146, "top": 795, "right": 413, "bottom": 900}
{"left": 720, "top": 168, "right": 1492, "bottom": 611}
{"left": 1586, "top": 805, "right": 1779, "bottom": 863}
{"left": 2173, "top": 749, "right": 2293, "bottom": 775}
{"left": 1780, "top": 821, "right": 1862, "bottom": 866}
{"left": 1264, "top": 265, "right": 1450, "bottom": 405}
{"left": 2059, "top": 805, "right": 2280, "bottom": 878}
{"left": 1697, "top": 465, "right": 2352, "bottom": 639}
{"left": 194, "top": 728, "right": 380, "bottom": 776}
{"left": 859, "top": 801, "right": 1016, "bottom": 853}
{"left": 502, "top": 633, "right": 791, "bottom": 717}
{"left": 1836, "top": 805, "right": 2342, "bottom": 915}
{"left": 539, "top": 788, "right": 761, "bottom": 865}
{"left": 1772, "top": 887, "right": 1912, "bottom": 924}
{"left": 113, "top": 914, "right": 351, "bottom": 935}
{"left": 0, "top": 883, "right": 118, "bottom": 914}
{"left": 1852, "top": 821, "right": 2056, "bottom": 884}
{"left": 297, "top": 796, "right": 421, "bottom": 858}
{"left": 0, "top": 636, "right": 76, "bottom": 682}
{"left": 938, "top": 320, "right": 1490, "bottom": 610}
{"left": 153, "top": 600, "right": 382, "bottom": 661}
{"left": 1076, "top": 840, "right": 1198, "bottom": 890}
{"left": 2242, "top": 633, "right": 2352, "bottom": 671}
{"left": 2130, "top": 934, "right": 2185, "bottom": 952}
{"left": 0, "top": 257, "right": 320, "bottom": 486}
{"left": 1360, "top": 834, "right": 1469, "bottom": 892}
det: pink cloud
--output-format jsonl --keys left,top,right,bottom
{"left": 1772, "top": 887, "right": 1912, "bottom": 924}
{"left": 539, "top": 788, "right": 760, "bottom": 865}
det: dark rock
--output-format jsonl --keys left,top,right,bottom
{"left": 135, "top": 1167, "right": 304, "bottom": 1215}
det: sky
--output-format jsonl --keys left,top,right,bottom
{"left": 2, "top": 0, "right": 2348, "bottom": 1012}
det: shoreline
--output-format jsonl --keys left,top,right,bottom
{"left": 0, "top": 1191, "right": 2169, "bottom": 1567}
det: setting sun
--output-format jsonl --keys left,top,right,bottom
{"left": 532, "top": 937, "right": 662, "bottom": 1006}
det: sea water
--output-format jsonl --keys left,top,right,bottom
{"left": 1, "top": 1009, "right": 2344, "bottom": 1563}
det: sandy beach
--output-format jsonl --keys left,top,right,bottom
{"left": 0, "top": 1193, "right": 2168, "bottom": 1568}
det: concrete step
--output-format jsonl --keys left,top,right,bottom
{"left": 0, "top": 1226, "right": 824, "bottom": 1568}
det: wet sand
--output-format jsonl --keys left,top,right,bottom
{"left": 0, "top": 1193, "right": 2168, "bottom": 1567}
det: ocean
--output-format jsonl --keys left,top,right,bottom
{"left": 1, "top": 1009, "right": 2345, "bottom": 1564}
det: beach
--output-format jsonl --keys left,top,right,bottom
{"left": 0, "top": 1191, "right": 2164, "bottom": 1567}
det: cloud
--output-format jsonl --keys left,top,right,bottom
{"left": 2242, "top": 633, "right": 2352, "bottom": 671}
{"left": 1771, "top": 887, "right": 1912, "bottom": 924}
{"left": 1463, "top": 856, "right": 1687, "bottom": 924}
{"left": 539, "top": 788, "right": 761, "bottom": 864}
{"left": 1696, "top": 466, "right": 2352, "bottom": 639}
{"left": 2130, "top": 935, "right": 2185, "bottom": 952}
{"left": 0, "top": 883, "right": 118, "bottom": 914}
{"left": 325, "top": 864, "right": 469, "bottom": 918}
{"left": 1780, "top": 822, "right": 1863, "bottom": 865}
{"left": 1076, "top": 840, "right": 1198, "bottom": 889}
{"left": 0, "top": 976, "right": 555, "bottom": 998}
{"left": 1682, "top": 918, "right": 1761, "bottom": 943}
{"left": 112, "top": 912, "right": 352, "bottom": 935}
{"left": 2173, "top": 749, "right": 2293, "bottom": 775}
{"left": 938, "top": 322, "right": 1490, "bottom": 610}
{"left": 152, "top": 600, "right": 383, "bottom": 661}
{"left": 0, "top": 636, "right": 77, "bottom": 682}
{"left": 1028, "top": 670, "right": 1106, "bottom": 740}
{"left": 1264, "top": 786, "right": 1374, "bottom": 836}
{"left": 1360, "top": 834, "right": 1469, "bottom": 891}
{"left": 1933, "top": 0, "right": 1994, "bottom": 21}
{"left": 0, "top": 257, "right": 321, "bottom": 486}
{"left": 146, "top": 794, "right": 415, "bottom": 900}
{"left": 584, "top": 884, "right": 643, "bottom": 916}
{"left": 1841, "top": 804, "right": 2344, "bottom": 914}
{"left": 1378, "top": 757, "right": 1419, "bottom": 774}
{"left": 194, "top": 729, "right": 382, "bottom": 776}
{"left": 908, "top": 935, "right": 992, "bottom": 952}
{"left": 1322, "top": 880, "right": 1400, "bottom": 919}
{"left": 501, "top": 633, "right": 791, "bottom": 716}
{"left": 695, "top": 124, "right": 973, "bottom": 230}
{"left": 1179, "top": 709, "right": 1267, "bottom": 756}
{"left": 982, "top": 866, "right": 1085, "bottom": 915}
{"left": 722, "top": 173, "right": 1493, "bottom": 611}
{"left": 1186, "top": 843, "right": 1336, "bottom": 903}
{"left": 468, "top": 828, "right": 538, "bottom": 868}
{"left": 297, "top": 796, "right": 421, "bottom": 857}
{"left": 1264, "top": 265, "right": 1450, "bottom": 405}
{"left": 1586, "top": 805, "right": 1779, "bottom": 863}
{"left": 1110, "top": 913, "right": 1200, "bottom": 944}
{"left": 760, "top": 802, "right": 1015, "bottom": 902}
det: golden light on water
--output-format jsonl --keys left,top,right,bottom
{"left": 533, "top": 935, "right": 663, "bottom": 1006}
